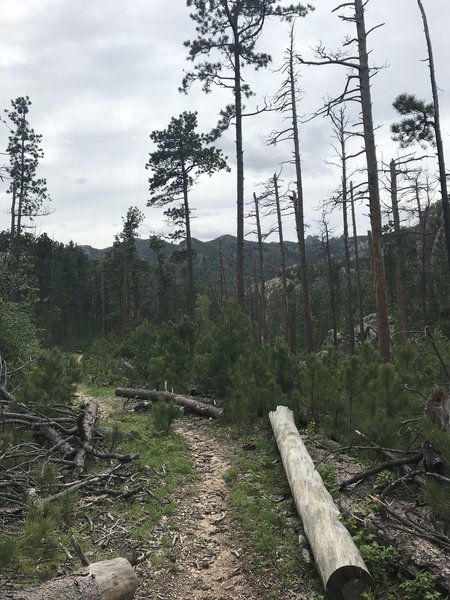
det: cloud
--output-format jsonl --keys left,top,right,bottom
{"left": 0, "top": 0, "right": 449, "bottom": 249}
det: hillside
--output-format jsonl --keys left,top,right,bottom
{"left": 81, "top": 234, "right": 370, "bottom": 283}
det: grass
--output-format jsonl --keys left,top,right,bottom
{"left": 221, "top": 426, "right": 323, "bottom": 598}
{"left": 81, "top": 385, "right": 192, "bottom": 550}
{"left": 0, "top": 383, "right": 193, "bottom": 586}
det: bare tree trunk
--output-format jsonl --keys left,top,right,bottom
{"left": 342, "top": 182, "right": 355, "bottom": 354}
{"left": 389, "top": 159, "right": 409, "bottom": 335}
{"left": 250, "top": 261, "right": 261, "bottom": 346}
{"left": 417, "top": 0, "right": 450, "bottom": 275}
{"left": 273, "top": 174, "right": 290, "bottom": 348}
{"left": 355, "top": 0, "right": 390, "bottom": 361}
{"left": 219, "top": 236, "right": 227, "bottom": 305}
{"left": 288, "top": 34, "right": 314, "bottom": 352}
{"left": 9, "top": 184, "right": 17, "bottom": 254}
{"left": 101, "top": 267, "right": 106, "bottom": 336}
{"left": 350, "top": 183, "right": 365, "bottom": 341}
{"left": 416, "top": 180, "right": 429, "bottom": 324}
{"left": 253, "top": 193, "right": 268, "bottom": 342}
{"left": 323, "top": 222, "right": 338, "bottom": 349}
{"left": 234, "top": 44, "right": 245, "bottom": 308}
{"left": 182, "top": 166, "right": 195, "bottom": 319}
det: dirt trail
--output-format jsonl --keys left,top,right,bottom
{"left": 138, "top": 417, "right": 264, "bottom": 600}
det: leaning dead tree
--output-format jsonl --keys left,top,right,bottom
{"left": 6, "top": 557, "right": 138, "bottom": 600}
{"left": 269, "top": 406, "right": 371, "bottom": 599}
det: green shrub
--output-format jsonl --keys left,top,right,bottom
{"left": 399, "top": 570, "right": 441, "bottom": 600}
{"left": 152, "top": 401, "right": 181, "bottom": 435}
{"left": 17, "top": 349, "right": 81, "bottom": 414}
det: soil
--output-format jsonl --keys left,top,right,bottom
{"left": 135, "top": 417, "right": 307, "bottom": 600}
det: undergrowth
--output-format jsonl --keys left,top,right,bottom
{"left": 223, "top": 422, "right": 446, "bottom": 600}
{"left": 222, "top": 426, "right": 324, "bottom": 599}
{"left": 0, "top": 384, "right": 192, "bottom": 586}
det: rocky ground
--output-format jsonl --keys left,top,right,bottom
{"left": 135, "top": 417, "right": 311, "bottom": 600}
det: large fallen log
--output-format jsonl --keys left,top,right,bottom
{"left": 115, "top": 387, "right": 223, "bottom": 419}
{"left": 269, "top": 405, "right": 371, "bottom": 600}
{"left": 6, "top": 557, "right": 138, "bottom": 600}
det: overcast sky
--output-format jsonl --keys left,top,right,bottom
{"left": 0, "top": 0, "right": 449, "bottom": 248}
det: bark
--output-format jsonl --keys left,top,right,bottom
{"left": 273, "top": 174, "right": 290, "bottom": 348}
{"left": 389, "top": 159, "right": 409, "bottom": 334}
{"left": 6, "top": 557, "right": 138, "bottom": 600}
{"left": 350, "top": 183, "right": 365, "bottom": 341}
{"left": 115, "top": 388, "right": 223, "bottom": 419}
{"left": 234, "top": 41, "right": 245, "bottom": 307}
{"left": 73, "top": 399, "right": 99, "bottom": 478}
{"left": 323, "top": 222, "right": 339, "bottom": 349}
{"left": 182, "top": 161, "right": 195, "bottom": 319}
{"left": 417, "top": 0, "right": 450, "bottom": 274}
{"left": 415, "top": 180, "right": 429, "bottom": 324}
{"left": 269, "top": 406, "right": 371, "bottom": 599}
{"left": 289, "top": 32, "right": 314, "bottom": 352}
{"left": 253, "top": 193, "right": 268, "bottom": 342}
{"left": 219, "top": 236, "right": 227, "bottom": 305}
{"left": 355, "top": 0, "right": 390, "bottom": 361}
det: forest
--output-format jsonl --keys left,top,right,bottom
{"left": 0, "top": 1, "right": 449, "bottom": 599}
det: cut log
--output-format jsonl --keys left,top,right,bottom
{"left": 115, "top": 387, "right": 223, "bottom": 419}
{"left": 73, "top": 399, "right": 99, "bottom": 478}
{"left": 6, "top": 557, "right": 138, "bottom": 600}
{"left": 269, "top": 405, "right": 371, "bottom": 600}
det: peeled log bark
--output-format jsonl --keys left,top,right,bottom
{"left": 6, "top": 557, "right": 138, "bottom": 600}
{"left": 269, "top": 406, "right": 371, "bottom": 599}
{"left": 115, "top": 388, "right": 223, "bottom": 419}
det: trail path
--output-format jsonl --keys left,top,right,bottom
{"left": 137, "top": 417, "right": 265, "bottom": 600}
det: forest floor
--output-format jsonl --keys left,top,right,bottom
{"left": 134, "top": 416, "right": 314, "bottom": 600}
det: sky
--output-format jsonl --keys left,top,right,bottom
{"left": 0, "top": 0, "right": 449, "bottom": 249}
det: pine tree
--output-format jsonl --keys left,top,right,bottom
{"left": 181, "top": 0, "right": 312, "bottom": 307}
{"left": 5, "top": 97, "right": 49, "bottom": 265}
{"left": 146, "top": 111, "right": 228, "bottom": 319}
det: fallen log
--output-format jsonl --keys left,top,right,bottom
{"left": 115, "top": 387, "right": 223, "bottom": 419}
{"left": 6, "top": 557, "right": 138, "bottom": 600}
{"left": 269, "top": 405, "right": 371, "bottom": 600}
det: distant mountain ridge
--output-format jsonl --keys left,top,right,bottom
{"left": 82, "top": 234, "right": 369, "bottom": 284}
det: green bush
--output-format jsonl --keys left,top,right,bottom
{"left": 399, "top": 570, "right": 441, "bottom": 600}
{"left": 152, "top": 401, "right": 181, "bottom": 435}
{"left": 17, "top": 349, "right": 81, "bottom": 414}
{"left": 82, "top": 336, "right": 125, "bottom": 386}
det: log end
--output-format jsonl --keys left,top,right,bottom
{"left": 326, "top": 565, "right": 372, "bottom": 600}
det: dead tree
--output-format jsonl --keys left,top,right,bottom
{"left": 328, "top": 108, "right": 367, "bottom": 353}
{"left": 350, "top": 182, "right": 365, "bottom": 341}
{"left": 299, "top": 0, "right": 390, "bottom": 361}
{"left": 417, "top": 0, "right": 450, "bottom": 275}
{"left": 251, "top": 193, "right": 268, "bottom": 342}
{"left": 321, "top": 218, "right": 339, "bottom": 350}
{"left": 268, "top": 24, "right": 314, "bottom": 353}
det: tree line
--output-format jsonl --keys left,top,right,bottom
{"left": 0, "top": 0, "right": 449, "bottom": 364}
